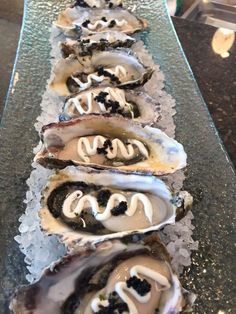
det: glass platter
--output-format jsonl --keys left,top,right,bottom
{"left": 0, "top": 0, "right": 235, "bottom": 313}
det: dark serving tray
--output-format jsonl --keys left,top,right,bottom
{"left": 0, "top": 0, "right": 235, "bottom": 313}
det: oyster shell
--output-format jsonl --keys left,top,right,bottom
{"left": 35, "top": 115, "right": 187, "bottom": 175}
{"left": 54, "top": 7, "right": 147, "bottom": 38}
{"left": 60, "top": 32, "right": 135, "bottom": 58}
{"left": 59, "top": 86, "right": 160, "bottom": 124}
{"left": 50, "top": 50, "right": 153, "bottom": 96}
{"left": 10, "top": 235, "right": 190, "bottom": 314}
{"left": 72, "top": 0, "right": 123, "bottom": 8}
{"left": 38, "top": 166, "right": 185, "bottom": 245}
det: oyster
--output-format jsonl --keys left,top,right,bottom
{"left": 72, "top": 0, "right": 123, "bottom": 9}
{"left": 37, "top": 166, "right": 188, "bottom": 245}
{"left": 10, "top": 235, "right": 190, "bottom": 314}
{"left": 59, "top": 86, "right": 160, "bottom": 124}
{"left": 54, "top": 7, "right": 147, "bottom": 38}
{"left": 50, "top": 50, "right": 153, "bottom": 96}
{"left": 35, "top": 115, "right": 187, "bottom": 175}
{"left": 60, "top": 32, "right": 135, "bottom": 58}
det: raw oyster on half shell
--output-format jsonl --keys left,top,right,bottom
{"left": 60, "top": 32, "right": 135, "bottom": 58}
{"left": 35, "top": 115, "right": 187, "bottom": 175}
{"left": 72, "top": 0, "right": 123, "bottom": 8}
{"left": 50, "top": 50, "right": 153, "bottom": 96}
{"left": 38, "top": 166, "right": 189, "bottom": 245}
{"left": 39, "top": 166, "right": 192, "bottom": 246}
{"left": 59, "top": 86, "right": 160, "bottom": 124}
{"left": 10, "top": 235, "right": 190, "bottom": 314}
{"left": 54, "top": 7, "right": 147, "bottom": 37}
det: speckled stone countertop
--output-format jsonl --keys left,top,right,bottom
{"left": 173, "top": 17, "right": 236, "bottom": 167}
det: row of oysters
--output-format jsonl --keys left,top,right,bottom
{"left": 11, "top": 1, "right": 194, "bottom": 313}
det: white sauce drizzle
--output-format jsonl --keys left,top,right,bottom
{"left": 71, "top": 74, "right": 104, "bottom": 91}
{"left": 64, "top": 87, "right": 133, "bottom": 117}
{"left": 85, "top": 19, "right": 127, "bottom": 31}
{"left": 62, "top": 190, "right": 153, "bottom": 222}
{"left": 71, "top": 65, "right": 127, "bottom": 91}
{"left": 91, "top": 265, "right": 171, "bottom": 314}
{"left": 86, "top": 0, "right": 102, "bottom": 7}
{"left": 106, "top": 65, "right": 127, "bottom": 78}
{"left": 85, "top": 33, "right": 116, "bottom": 44}
{"left": 77, "top": 135, "right": 148, "bottom": 163}
{"left": 81, "top": 30, "right": 129, "bottom": 45}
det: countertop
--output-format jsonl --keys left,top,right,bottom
{"left": 173, "top": 16, "right": 236, "bottom": 167}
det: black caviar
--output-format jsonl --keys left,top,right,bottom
{"left": 108, "top": 20, "right": 116, "bottom": 28}
{"left": 95, "top": 91, "right": 122, "bottom": 114}
{"left": 126, "top": 276, "right": 151, "bottom": 296}
{"left": 82, "top": 19, "right": 90, "bottom": 28}
{"left": 97, "top": 66, "right": 121, "bottom": 84}
{"left": 94, "top": 91, "right": 109, "bottom": 103}
{"left": 73, "top": 0, "right": 89, "bottom": 8}
{"left": 111, "top": 201, "right": 128, "bottom": 216}
{"left": 97, "top": 139, "right": 113, "bottom": 155}
{"left": 97, "top": 189, "right": 112, "bottom": 207}
{"left": 81, "top": 39, "right": 90, "bottom": 44}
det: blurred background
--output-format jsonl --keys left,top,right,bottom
{"left": 0, "top": 0, "right": 235, "bottom": 166}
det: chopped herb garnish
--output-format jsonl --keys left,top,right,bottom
{"left": 99, "top": 294, "right": 106, "bottom": 301}
{"left": 95, "top": 291, "right": 128, "bottom": 314}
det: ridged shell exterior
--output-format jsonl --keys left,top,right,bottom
{"left": 39, "top": 166, "right": 177, "bottom": 247}
{"left": 10, "top": 235, "right": 188, "bottom": 314}
{"left": 39, "top": 167, "right": 184, "bottom": 248}
{"left": 35, "top": 115, "right": 186, "bottom": 175}
{"left": 50, "top": 50, "right": 153, "bottom": 96}
{"left": 53, "top": 7, "right": 148, "bottom": 37}
{"left": 60, "top": 86, "right": 161, "bottom": 124}
{"left": 60, "top": 32, "right": 135, "bottom": 58}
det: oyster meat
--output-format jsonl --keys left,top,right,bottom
{"left": 50, "top": 50, "right": 153, "bottom": 96}
{"left": 54, "top": 7, "right": 147, "bottom": 37}
{"left": 60, "top": 32, "right": 135, "bottom": 58}
{"left": 10, "top": 235, "right": 189, "bottom": 314}
{"left": 35, "top": 115, "right": 187, "bottom": 175}
{"left": 38, "top": 166, "right": 186, "bottom": 244}
{"left": 59, "top": 86, "right": 160, "bottom": 124}
{"left": 72, "top": 0, "right": 123, "bottom": 9}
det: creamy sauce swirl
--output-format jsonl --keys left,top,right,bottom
{"left": 71, "top": 74, "right": 104, "bottom": 91}
{"left": 85, "top": 19, "right": 127, "bottom": 31}
{"left": 71, "top": 65, "right": 127, "bottom": 91}
{"left": 77, "top": 135, "right": 148, "bottom": 163}
{"left": 64, "top": 87, "right": 133, "bottom": 117}
{"left": 62, "top": 190, "right": 153, "bottom": 222}
{"left": 84, "top": 0, "right": 123, "bottom": 8}
{"left": 91, "top": 265, "right": 171, "bottom": 314}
